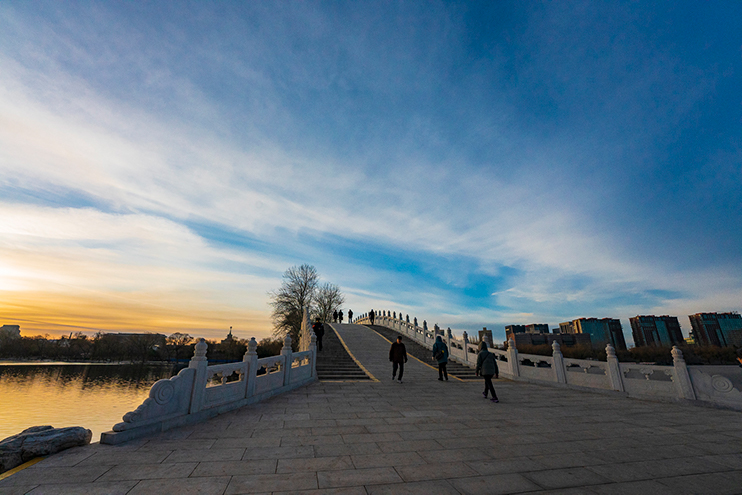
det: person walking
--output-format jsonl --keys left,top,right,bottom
{"left": 432, "top": 335, "right": 449, "bottom": 381}
{"left": 369, "top": 309, "right": 375, "bottom": 325}
{"left": 338, "top": 309, "right": 344, "bottom": 323}
{"left": 333, "top": 310, "right": 338, "bottom": 323}
{"left": 312, "top": 317, "right": 324, "bottom": 352}
{"left": 348, "top": 309, "right": 353, "bottom": 322}
{"left": 389, "top": 336, "right": 408, "bottom": 383}
{"left": 476, "top": 341, "right": 499, "bottom": 402}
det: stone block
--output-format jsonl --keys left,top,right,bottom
{"left": 0, "top": 426, "right": 92, "bottom": 473}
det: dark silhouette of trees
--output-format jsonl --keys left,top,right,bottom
{"left": 269, "top": 264, "right": 319, "bottom": 346}
{"left": 315, "top": 282, "right": 345, "bottom": 323}
{"left": 166, "top": 333, "right": 193, "bottom": 362}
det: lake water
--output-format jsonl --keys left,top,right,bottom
{"left": 0, "top": 362, "right": 186, "bottom": 443}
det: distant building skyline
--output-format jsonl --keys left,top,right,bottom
{"left": 630, "top": 315, "right": 684, "bottom": 347}
{"left": 689, "top": 312, "right": 742, "bottom": 347}
{"left": 559, "top": 318, "right": 627, "bottom": 350}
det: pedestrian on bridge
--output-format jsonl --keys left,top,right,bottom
{"left": 389, "top": 336, "right": 408, "bottom": 383}
{"left": 369, "top": 309, "right": 375, "bottom": 325}
{"left": 476, "top": 341, "right": 499, "bottom": 402}
{"left": 338, "top": 310, "right": 344, "bottom": 323}
{"left": 333, "top": 310, "right": 338, "bottom": 323}
{"left": 348, "top": 309, "right": 353, "bottom": 322}
{"left": 432, "top": 335, "right": 449, "bottom": 381}
{"left": 312, "top": 317, "right": 324, "bottom": 352}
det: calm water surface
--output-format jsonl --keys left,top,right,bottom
{"left": 0, "top": 362, "right": 186, "bottom": 442}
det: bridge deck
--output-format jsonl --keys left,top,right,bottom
{"left": 2, "top": 324, "right": 741, "bottom": 494}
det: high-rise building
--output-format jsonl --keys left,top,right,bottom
{"left": 559, "top": 318, "right": 627, "bottom": 350}
{"left": 505, "top": 324, "right": 550, "bottom": 340}
{"left": 630, "top": 315, "right": 684, "bottom": 347}
{"left": 688, "top": 312, "right": 742, "bottom": 347}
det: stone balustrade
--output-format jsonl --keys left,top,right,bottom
{"left": 358, "top": 312, "right": 742, "bottom": 411}
{"left": 100, "top": 333, "right": 317, "bottom": 444}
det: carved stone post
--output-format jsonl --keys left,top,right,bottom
{"left": 300, "top": 306, "right": 310, "bottom": 352}
{"left": 507, "top": 337, "right": 519, "bottom": 377}
{"left": 672, "top": 346, "right": 696, "bottom": 400}
{"left": 463, "top": 332, "right": 469, "bottom": 363}
{"left": 446, "top": 327, "right": 452, "bottom": 354}
{"left": 244, "top": 337, "right": 258, "bottom": 398}
{"left": 309, "top": 332, "right": 317, "bottom": 378}
{"left": 188, "top": 338, "right": 208, "bottom": 413}
{"left": 605, "top": 344, "right": 624, "bottom": 392}
{"left": 281, "top": 333, "right": 292, "bottom": 387}
{"left": 552, "top": 341, "right": 566, "bottom": 384}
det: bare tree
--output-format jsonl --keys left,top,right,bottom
{"left": 269, "top": 264, "right": 319, "bottom": 345}
{"left": 315, "top": 282, "right": 345, "bottom": 323}
{"left": 166, "top": 332, "right": 193, "bottom": 362}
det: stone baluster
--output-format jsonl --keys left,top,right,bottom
{"left": 446, "top": 327, "right": 452, "bottom": 355}
{"left": 281, "top": 333, "right": 293, "bottom": 387}
{"left": 463, "top": 332, "right": 469, "bottom": 362}
{"left": 188, "top": 338, "right": 208, "bottom": 414}
{"left": 244, "top": 337, "right": 258, "bottom": 398}
{"left": 605, "top": 344, "right": 624, "bottom": 392}
{"left": 672, "top": 346, "right": 696, "bottom": 400}
{"left": 309, "top": 332, "right": 317, "bottom": 378}
{"left": 507, "top": 337, "right": 519, "bottom": 377}
{"left": 552, "top": 341, "right": 566, "bottom": 384}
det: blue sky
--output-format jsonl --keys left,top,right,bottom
{"left": 1, "top": 1, "right": 740, "bottom": 343}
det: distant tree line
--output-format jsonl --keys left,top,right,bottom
{"left": 0, "top": 331, "right": 284, "bottom": 363}
{"left": 513, "top": 343, "right": 741, "bottom": 365}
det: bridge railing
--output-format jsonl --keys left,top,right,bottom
{"left": 100, "top": 333, "right": 317, "bottom": 444}
{"left": 357, "top": 312, "right": 742, "bottom": 411}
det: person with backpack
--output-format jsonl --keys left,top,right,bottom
{"left": 369, "top": 309, "right": 375, "bottom": 325}
{"left": 348, "top": 309, "right": 353, "bottom": 322}
{"left": 476, "top": 341, "right": 499, "bottom": 402}
{"left": 432, "top": 335, "right": 449, "bottom": 381}
{"left": 338, "top": 309, "right": 344, "bottom": 323}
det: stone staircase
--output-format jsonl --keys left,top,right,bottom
{"left": 316, "top": 324, "right": 372, "bottom": 381}
{"left": 367, "top": 325, "right": 480, "bottom": 380}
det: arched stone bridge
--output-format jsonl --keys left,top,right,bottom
{"left": 2, "top": 323, "right": 741, "bottom": 494}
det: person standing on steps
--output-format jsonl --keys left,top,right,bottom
{"left": 338, "top": 309, "right": 344, "bottom": 323}
{"left": 333, "top": 310, "right": 338, "bottom": 323}
{"left": 432, "top": 335, "right": 449, "bottom": 381}
{"left": 312, "top": 317, "right": 324, "bottom": 352}
{"left": 369, "top": 309, "right": 375, "bottom": 325}
{"left": 348, "top": 309, "right": 353, "bottom": 323}
{"left": 389, "top": 335, "right": 408, "bottom": 383}
{"left": 476, "top": 341, "right": 499, "bottom": 402}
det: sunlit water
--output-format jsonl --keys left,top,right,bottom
{"left": 0, "top": 362, "right": 186, "bottom": 443}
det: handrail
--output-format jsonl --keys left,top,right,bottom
{"left": 100, "top": 332, "right": 317, "bottom": 444}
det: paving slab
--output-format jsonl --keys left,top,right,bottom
{"left": 3, "top": 323, "right": 742, "bottom": 494}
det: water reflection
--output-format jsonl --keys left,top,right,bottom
{"left": 0, "top": 362, "right": 186, "bottom": 442}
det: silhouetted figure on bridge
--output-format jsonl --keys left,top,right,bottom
{"left": 389, "top": 336, "right": 408, "bottom": 383}
{"left": 432, "top": 335, "right": 449, "bottom": 381}
{"left": 333, "top": 310, "right": 338, "bottom": 323}
{"left": 312, "top": 317, "right": 324, "bottom": 352}
{"left": 348, "top": 309, "right": 353, "bottom": 322}
{"left": 369, "top": 309, "right": 375, "bottom": 325}
{"left": 338, "top": 310, "right": 344, "bottom": 323}
{"left": 476, "top": 341, "right": 499, "bottom": 402}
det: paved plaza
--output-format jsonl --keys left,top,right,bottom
{"left": 1, "top": 324, "right": 742, "bottom": 494}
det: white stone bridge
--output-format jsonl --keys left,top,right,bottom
{"left": 1, "top": 323, "right": 741, "bottom": 494}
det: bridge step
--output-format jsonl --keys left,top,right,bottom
{"left": 316, "top": 325, "right": 372, "bottom": 381}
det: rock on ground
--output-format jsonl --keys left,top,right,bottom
{"left": 0, "top": 425, "right": 92, "bottom": 473}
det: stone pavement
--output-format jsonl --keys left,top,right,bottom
{"left": 2, "top": 324, "right": 742, "bottom": 494}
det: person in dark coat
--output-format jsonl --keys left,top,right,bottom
{"left": 369, "top": 309, "right": 375, "bottom": 325}
{"left": 432, "top": 335, "right": 449, "bottom": 381}
{"left": 389, "top": 336, "right": 408, "bottom": 383}
{"left": 338, "top": 310, "right": 344, "bottom": 323}
{"left": 312, "top": 317, "right": 324, "bottom": 352}
{"left": 333, "top": 310, "right": 338, "bottom": 323}
{"left": 348, "top": 309, "right": 353, "bottom": 322}
{"left": 476, "top": 341, "right": 499, "bottom": 402}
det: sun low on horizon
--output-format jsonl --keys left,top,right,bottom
{"left": 1, "top": 2, "right": 741, "bottom": 344}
